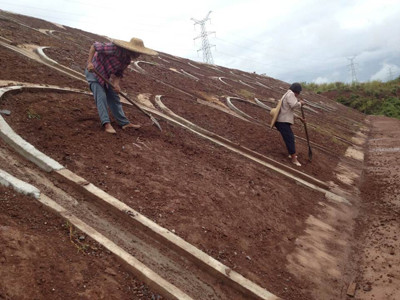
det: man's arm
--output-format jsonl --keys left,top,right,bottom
{"left": 295, "top": 100, "right": 306, "bottom": 123}
{"left": 87, "top": 45, "right": 95, "bottom": 72}
{"left": 289, "top": 94, "right": 306, "bottom": 123}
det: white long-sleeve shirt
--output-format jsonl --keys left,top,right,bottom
{"left": 276, "top": 90, "right": 301, "bottom": 124}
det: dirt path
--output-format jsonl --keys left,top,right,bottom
{"left": 350, "top": 116, "right": 400, "bottom": 299}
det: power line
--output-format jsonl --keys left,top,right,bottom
{"left": 191, "top": 11, "right": 215, "bottom": 65}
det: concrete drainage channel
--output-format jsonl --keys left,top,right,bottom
{"left": 0, "top": 95, "right": 279, "bottom": 299}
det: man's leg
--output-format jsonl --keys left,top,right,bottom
{"left": 275, "top": 122, "right": 296, "bottom": 155}
{"left": 106, "top": 88, "right": 130, "bottom": 127}
{"left": 86, "top": 69, "right": 111, "bottom": 126}
{"left": 275, "top": 123, "right": 301, "bottom": 165}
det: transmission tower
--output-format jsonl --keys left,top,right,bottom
{"left": 387, "top": 67, "right": 394, "bottom": 81}
{"left": 347, "top": 56, "right": 358, "bottom": 84}
{"left": 191, "top": 11, "right": 215, "bottom": 64}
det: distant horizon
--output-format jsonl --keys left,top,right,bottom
{"left": 1, "top": 1, "right": 399, "bottom": 84}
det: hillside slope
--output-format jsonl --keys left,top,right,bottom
{"left": 1, "top": 9, "right": 399, "bottom": 300}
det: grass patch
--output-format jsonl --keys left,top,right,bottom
{"left": 26, "top": 108, "right": 41, "bottom": 120}
{"left": 238, "top": 89, "right": 255, "bottom": 99}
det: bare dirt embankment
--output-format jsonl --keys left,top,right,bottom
{"left": 1, "top": 9, "right": 399, "bottom": 300}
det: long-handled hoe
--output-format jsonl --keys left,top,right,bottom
{"left": 301, "top": 105, "right": 312, "bottom": 162}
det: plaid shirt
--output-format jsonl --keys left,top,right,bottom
{"left": 91, "top": 42, "right": 131, "bottom": 87}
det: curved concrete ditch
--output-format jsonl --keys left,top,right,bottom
{"left": 225, "top": 97, "right": 259, "bottom": 122}
{"left": 35, "top": 46, "right": 85, "bottom": 80}
{"left": 180, "top": 69, "right": 200, "bottom": 81}
{"left": 132, "top": 60, "right": 157, "bottom": 74}
{"left": 135, "top": 61, "right": 199, "bottom": 82}
{"left": 255, "top": 97, "right": 273, "bottom": 110}
{"left": 158, "top": 56, "right": 171, "bottom": 64}
{"left": 256, "top": 81, "right": 272, "bottom": 89}
{"left": 239, "top": 80, "right": 257, "bottom": 89}
{"left": 0, "top": 41, "right": 85, "bottom": 82}
{"left": 188, "top": 62, "right": 201, "bottom": 70}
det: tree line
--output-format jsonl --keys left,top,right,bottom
{"left": 302, "top": 77, "right": 400, "bottom": 119}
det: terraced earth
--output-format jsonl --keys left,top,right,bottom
{"left": 1, "top": 9, "right": 399, "bottom": 300}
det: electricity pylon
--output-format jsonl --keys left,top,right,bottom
{"left": 387, "top": 67, "right": 394, "bottom": 81}
{"left": 191, "top": 11, "right": 215, "bottom": 64}
{"left": 347, "top": 56, "right": 358, "bottom": 84}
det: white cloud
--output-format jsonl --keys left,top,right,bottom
{"left": 313, "top": 77, "right": 329, "bottom": 84}
{"left": 370, "top": 63, "right": 400, "bottom": 82}
{"left": 336, "top": 0, "right": 399, "bottom": 29}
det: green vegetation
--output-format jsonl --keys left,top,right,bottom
{"left": 302, "top": 77, "right": 400, "bottom": 119}
{"left": 238, "top": 89, "right": 255, "bottom": 99}
{"left": 26, "top": 108, "right": 41, "bottom": 120}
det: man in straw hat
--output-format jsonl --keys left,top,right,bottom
{"left": 85, "top": 37, "right": 157, "bottom": 134}
{"left": 271, "top": 82, "right": 305, "bottom": 166}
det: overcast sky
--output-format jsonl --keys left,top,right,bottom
{"left": 1, "top": 0, "right": 399, "bottom": 84}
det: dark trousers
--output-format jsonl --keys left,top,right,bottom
{"left": 275, "top": 122, "right": 296, "bottom": 155}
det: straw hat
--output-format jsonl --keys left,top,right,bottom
{"left": 269, "top": 99, "right": 283, "bottom": 128}
{"left": 112, "top": 37, "right": 158, "bottom": 56}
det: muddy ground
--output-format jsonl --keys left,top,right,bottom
{"left": 1, "top": 9, "right": 399, "bottom": 300}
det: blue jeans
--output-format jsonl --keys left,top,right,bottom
{"left": 275, "top": 122, "right": 296, "bottom": 155}
{"left": 85, "top": 69, "right": 130, "bottom": 127}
